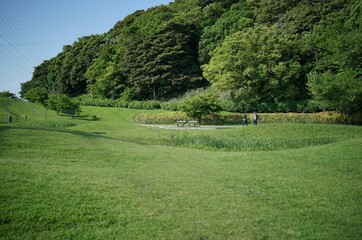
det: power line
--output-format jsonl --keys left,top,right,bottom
{"left": 0, "top": 52, "right": 30, "bottom": 77}
{"left": 0, "top": 9, "right": 45, "bottom": 63}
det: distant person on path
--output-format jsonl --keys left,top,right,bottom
{"left": 23, "top": 114, "right": 27, "bottom": 120}
{"left": 253, "top": 112, "right": 258, "bottom": 125}
{"left": 8, "top": 114, "right": 12, "bottom": 123}
{"left": 242, "top": 114, "right": 248, "bottom": 127}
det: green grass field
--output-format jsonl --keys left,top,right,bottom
{"left": 1, "top": 98, "right": 361, "bottom": 239}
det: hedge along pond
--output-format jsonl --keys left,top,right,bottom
{"left": 132, "top": 111, "right": 361, "bottom": 125}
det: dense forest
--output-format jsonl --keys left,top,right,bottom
{"left": 21, "top": 0, "right": 361, "bottom": 114}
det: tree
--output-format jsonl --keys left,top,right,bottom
{"left": 199, "top": 1, "right": 254, "bottom": 64}
{"left": 125, "top": 21, "right": 207, "bottom": 100}
{"left": 20, "top": 60, "right": 50, "bottom": 98}
{"left": 85, "top": 44, "right": 127, "bottom": 99}
{"left": 305, "top": 0, "right": 362, "bottom": 114}
{"left": 308, "top": 70, "right": 361, "bottom": 114}
{"left": 0, "top": 91, "right": 17, "bottom": 99}
{"left": 203, "top": 24, "right": 305, "bottom": 103}
{"left": 57, "top": 35, "right": 105, "bottom": 96}
{"left": 23, "top": 87, "right": 48, "bottom": 105}
{"left": 181, "top": 92, "right": 221, "bottom": 124}
{"left": 47, "top": 94, "right": 81, "bottom": 117}
{"left": 247, "top": 0, "right": 300, "bottom": 24}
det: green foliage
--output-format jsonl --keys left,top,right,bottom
{"left": 47, "top": 94, "right": 81, "bottom": 117}
{"left": 160, "top": 99, "right": 182, "bottom": 111}
{"left": 85, "top": 44, "right": 127, "bottom": 99}
{"left": 118, "top": 87, "right": 136, "bottom": 102}
{"left": 20, "top": 0, "right": 361, "bottom": 115}
{"left": 23, "top": 87, "right": 48, "bottom": 105}
{"left": 128, "top": 100, "right": 161, "bottom": 110}
{"left": 308, "top": 70, "right": 362, "bottom": 114}
{"left": 304, "top": 0, "right": 362, "bottom": 114}
{"left": 123, "top": 21, "right": 207, "bottom": 100}
{"left": 203, "top": 24, "right": 305, "bottom": 103}
{"left": 133, "top": 111, "right": 187, "bottom": 124}
{"left": 23, "top": 35, "right": 104, "bottom": 98}
{"left": 77, "top": 95, "right": 118, "bottom": 107}
{"left": 20, "top": 60, "right": 50, "bottom": 98}
{"left": 220, "top": 99, "right": 324, "bottom": 113}
{"left": 246, "top": 0, "right": 298, "bottom": 24}
{"left": 199, "top": 1, "right": 254, "bottom": 64}
{"left": 0, "top": 91, "right": 17, "bottom": 99}
{"left": 181, "top": 92, "right": 221, "bottom": 123}
{"left": 134, "top": 111, "right": 359, "bottom": 125}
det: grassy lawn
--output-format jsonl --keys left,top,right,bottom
{"left": 1, "top": 98, "right": 361, "bottom": 239}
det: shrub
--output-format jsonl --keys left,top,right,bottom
{"left": 77, "top": 95, "right": 117, "bottom": 107}
{"left": 116, "top": 100, "right": 129, "bottom": 108}
{"left": 128, "top": 101, "right": 161, "bottom": 110}
{"left": 181, "top": 92, "right": 221, "bottom": 124}
{"left": 160, "top": 99, "right": 182, "bottom": 111}
{"left": 47, "top": 94, "right": 81, "bottom": 117}
{"left": 143, "top": 101, "right": 161, "bottom": 110}
{"left": 133, "top": 112, "right": 187, "bottom": 124}
{"left": 133, "top": 111, "right": 358, "bottom": 125}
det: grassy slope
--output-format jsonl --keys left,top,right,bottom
{"left": 0, "top": 98, "right": 361, "bottom": 239}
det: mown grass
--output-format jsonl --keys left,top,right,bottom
{"left": 1, "top": 98, "right": 361, "bottom": 239}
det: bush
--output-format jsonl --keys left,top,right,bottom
{"left": 181, "top": 92, "right": 221, "bottom": 124}
{"left": 47, "top": 94, "right": 81, "bottom": 117}
{"left": 116, "top": 100, "right": 129, "bottom": 108}
{"left": 219, "top": 100, "right": 327, "bottom": 113}
{"left": 133, "top": 112, "right": 187, "bottom": 124}
{"left": 128, "top": 101, "right": 161, "bottom": 110}
{"left": 77, "top": 95, "right": 117, "bottom": 107}
{"left": 160, "top": 99, "right": 182, "bottom": 111}
{"left": 133, "top": 111, "right": 359, "bottom": 125}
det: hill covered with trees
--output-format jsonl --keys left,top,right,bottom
{"left": 21, "top": 0, "right": 361, "bottom": 114}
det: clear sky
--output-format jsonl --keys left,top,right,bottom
{"left": 0, "top": 0, "right": 174, "bottom": 96}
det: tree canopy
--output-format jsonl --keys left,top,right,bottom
{"left": 21, "top": 0, "right": 361, "bottom": 114}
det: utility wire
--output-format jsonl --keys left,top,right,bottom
{"left": 0, "top": 10, "right": 42, "bottom": 66}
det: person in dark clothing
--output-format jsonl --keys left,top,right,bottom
{"left": 8, "top": 114, "right": 12, "bottom": 123}
{"left": 242, "top": 114, "right": 248, "bottom": 127}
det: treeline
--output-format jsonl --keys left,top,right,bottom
{"left": 21, "top": 0, "right": 361, "bottom": 114}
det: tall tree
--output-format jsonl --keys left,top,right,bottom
{"left": 125, "top": 21, "right": 208, "bottom": 100}
{"left": 199, "top": 1, "right": 254, "bottom": 64}
{"left": 20, "top": 60, "right": 50, "bottom": 98}
{"left": 203, "top": 24, "right": 305, "bottom": 103}
{"left": 306, "top": 0, "right": 362, "bottom": 114}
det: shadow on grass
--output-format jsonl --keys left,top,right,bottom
{"left": 0, "top": 125, "right": 149, "bottom": 146}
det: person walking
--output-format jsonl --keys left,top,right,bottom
{"left": 8, "top": 114, "right": 12, "bottom": 123}
{"left": 242, "top": 114, "right": 248, "bottom": 127}
{"left": 253, "top": 112, "right": 258, "bottom": 125}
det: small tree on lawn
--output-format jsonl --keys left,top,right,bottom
{"left": 181, "top": 92, "right": 221, "bottom": 124}
{"left": 47, "top": 94, "right": 81, "bottom": 118}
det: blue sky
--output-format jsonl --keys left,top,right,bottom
{"left": 0, "top": 0, "right": 174, "bottom": 96}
